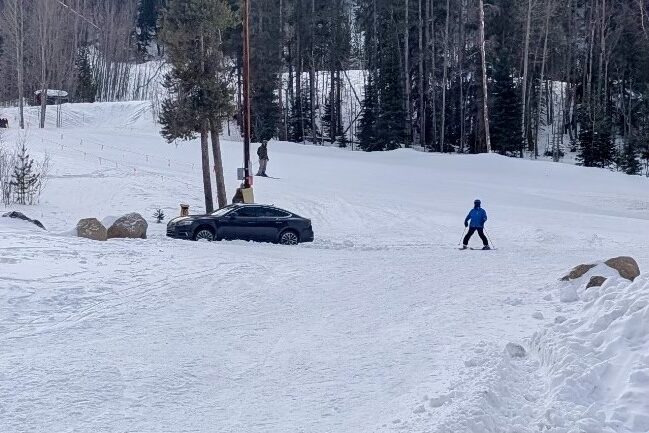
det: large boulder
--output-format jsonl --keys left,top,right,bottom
{"left": 561, "top": 263, "right": 596, "bottom": 281}
{"left": 76, "top": 218, "right": 107, "bottom": 241}
{"left": 2, "top": 211, "right": 46, "bottom": 230}
{"left": 604, "top": 256, "right": 640, "bottom": 282}
{"left": 107, "top": 213, "right": 148, "bottom": 240}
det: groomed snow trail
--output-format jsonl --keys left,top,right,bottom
{"left": 1, "top": 102, "right": 648, "bottom": 432}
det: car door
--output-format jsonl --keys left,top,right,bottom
{"left": 257, "top": 207, "right": 292, "bottom": 241}
{"left": 224, "top": 206, "right": 266, "bottom": 241}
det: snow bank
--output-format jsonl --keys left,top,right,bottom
{"left": 416, "top": 268, "right": 649, "bottom": 433}
{"left": 530, "top": 274, "right": 649, "bottom": 432}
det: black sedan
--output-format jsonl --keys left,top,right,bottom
{"left": 166, "top": 204, "right": 314, "bottom": 245}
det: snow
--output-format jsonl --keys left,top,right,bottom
{"left": 1, "top": 102, "right": 649, "bottom": 432}
{"left": 34, "top": 89, "right": 69, "bottom": 98}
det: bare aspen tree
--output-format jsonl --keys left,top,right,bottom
{"left": 418, "top": 0, "right": 425, "bottom": 147}
{"left": 3, "top": 0, "right": 26, "bottom": 128}
{"left": 534, "top": 0, "right": 552, "bottom": 159}
{"left": 440, "top": 0, "right": 451, "bottom": 151}
{"left": 310, "top": 0, "right": 318, "bottom": 144}
{"left": 36, "top": 0, "right": 51, "bottom": 128}
{"left": 404, "top": 0, "right": 411, "bottom": 146}
{"left": 478, "top": 0, "right": 492, "bottom": 152}
{"left": 520, "top": 0, "right": 532, "bottom": 157}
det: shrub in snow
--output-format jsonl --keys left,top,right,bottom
{"left": 0, "top": 136, "right": 50, "bottom": 206}
{"left": 153, "top": 208, "right": 165, "bottom": 223}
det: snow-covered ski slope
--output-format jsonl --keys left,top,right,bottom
{"left": 1, "top": 101, "right": 649, "bottom": 433}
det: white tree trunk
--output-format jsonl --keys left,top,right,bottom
{"left": 521, "top": 0, "right": 532, "bottom": 157}
{"left": 478, "top": 0, "right": 492, "bottom": 152}
{"left": 441, "top": 0, "right": 451, "bottom": 151}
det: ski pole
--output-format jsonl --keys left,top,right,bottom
{"left": 485, "top": 230, "right": 496, "bottom": 249}
{"left": 459, "top": 227, "right": 467, "bottom": 246}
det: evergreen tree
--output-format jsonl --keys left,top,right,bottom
{"left": 619, "top": 136, "right": 641, "bottom": 175}
{"left": 376, "top": 19, "right": 407, "bottom": 151}
{"left": 358, "top": 74, "right": 379, "bottom": 151}
{"left": 159, "top": 0, "right": 235, "bottom": 213}
{"left": 75, "top": 47, "right": 97, "bottom": 103}
{"left": 489, "top": 60, "right": 521, "bottom": 156}
{"left": 288, "top": 87, "right": 313, "bottom": 142}
{"left": 577, "top": 106, "right": 615, "bottom": 168}
{"left": 10, "top": 142, "right": 40, "bottom": 205}
{"left": 136, "top": 0, "right": 163, "bottom": 54}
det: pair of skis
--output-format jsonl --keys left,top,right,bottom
{"left": 459, "top": 246, "right": 495, "bottom": 251}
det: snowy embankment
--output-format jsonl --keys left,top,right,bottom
{"left": 0, "top": 102, "right": 648, "bottom": 432}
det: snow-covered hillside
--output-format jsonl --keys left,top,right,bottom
{"left": 1, "top": 102, "right": 648, "bottom": 432}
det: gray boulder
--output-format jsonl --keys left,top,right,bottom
{"left": 2, "top": 211, "right": 46, "bottom": 230}
{"left": 76, "top": 218, "right": 107, "bottom": 241}
{"left": 107, "top": 213, "right": 148, "bottom": 239}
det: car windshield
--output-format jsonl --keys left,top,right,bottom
{"left": 211, "top": 205, "right": 237, "bottom": 217}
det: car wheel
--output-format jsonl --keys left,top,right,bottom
{"left": 279, "top": 230, "right": 299, "bottom": 245}
{"left": 194, "top": 228, "right": 215, "bottom": 242}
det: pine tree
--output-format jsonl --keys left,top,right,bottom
{"left": 358, "top": 74, "right": 379, "bottom": 151}
{"left": 10, "top": 142, "right": 40, "bottom": 205}
{"left": 619, "top": 136, "right": 642, "bottom": 175}
{"left": 159, "top": 0, "right": 235, "bottom": 213}
{"left": 376, "top": 22, "right": 407, "bottom": 151}
{"left": 75, "top": 47, "right": 97, "bottom": 103}
{"left": 490, "top": 60, "right": 522, "bottom": 156}
{"left": 577, "top": 106, "right": 614, "bottom": 168}
{"left": 288, "top": 88, "right": 312, "bottom": 142}
{"left": 136, "top": 0, "right": 163, "bottom": 55}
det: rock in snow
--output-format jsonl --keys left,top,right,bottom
{"left": 76, "top": 218, "right": 107, "bottom": 241}
{"left": 107, "top": 213, "right": 148, "bottom": 239}
{"left": 505, "top": 343, "right": 527, "bottom": 359}
{"left": 561, "top": 263, "right": 596, "bottom": 281}
{"left": 2, "top": 211, "right": 46, "bottom": 230}
{"left": 604, "top": 256, "right": 640, "bottom": 282}
{"left": 586, "top": 275, "right": 607, "bottom": 289}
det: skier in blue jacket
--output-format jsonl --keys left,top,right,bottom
{"left": 462, "top": 199, "right": 490, "bottom": 250}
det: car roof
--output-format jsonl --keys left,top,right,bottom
{"left": 235, "top": 203, "right": 279, "bottom": 208}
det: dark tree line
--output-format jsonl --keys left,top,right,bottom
{"left": 2, "top": 0, "right": 649, "bottom": 175}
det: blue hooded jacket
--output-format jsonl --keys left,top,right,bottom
{"left": 465, "top": 205, "right": 487, "bottom": 228}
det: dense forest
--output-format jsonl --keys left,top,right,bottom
{"left": 1, "top": 0, "right": 649, "bottom": 174}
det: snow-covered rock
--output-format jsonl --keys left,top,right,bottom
{"left": 76, "top": 218, "right": 107, "bottom": 241}
{"left": 2, "top": 211, "right": 46, "bottom": 230}
{"left": 531, "top": 275, "right": 649, "bottom": 432}
{"left": 106, "top": 212, "right": 147, "bottom": 239}
{"left": 604, "top": 256, "right": 640, "bottom": 282}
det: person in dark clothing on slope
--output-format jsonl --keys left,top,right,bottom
{"left": 462, "top": 199, "right": 490, "bottom": 250}
{"left": 256, "top": 140, "right": 269, "bottom": 177}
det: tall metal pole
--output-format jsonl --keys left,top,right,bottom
{"left": 242, "top": 0, "right": 252, "bottom": 188}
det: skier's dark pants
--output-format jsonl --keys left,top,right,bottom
{"left": 463, "top": 227, "right": 488, "bottom": 246}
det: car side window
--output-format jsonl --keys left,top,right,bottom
{"left": 262, "top": 208, "right": 290, "bottom": 218}
{"left": 235, "top": 207, "right": 263, "bottom": 218}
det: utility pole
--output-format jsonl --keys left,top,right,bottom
{"left": 242, "top": 0, "right": 252, "bottom": 189}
